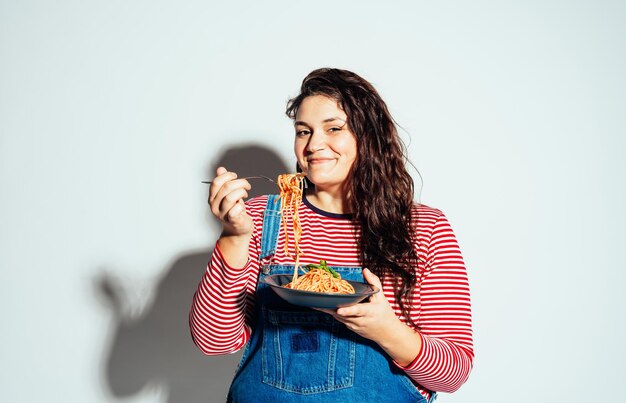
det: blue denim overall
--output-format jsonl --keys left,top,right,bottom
{"left": 227, "top": 195, "right": 434, "bottom": 402}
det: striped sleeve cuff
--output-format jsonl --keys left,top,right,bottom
{"left": 393, "top": 332, "right": 473, "bottom": 393}
{"left": 214, "top": 241, "right": 252, "bottom": 276}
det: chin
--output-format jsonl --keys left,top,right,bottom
{"left": 307, "top": 177, "right": 345, "bottom": 190}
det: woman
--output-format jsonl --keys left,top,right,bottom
{"left": 190, "top": 68, "right": 473, "bottom": 402}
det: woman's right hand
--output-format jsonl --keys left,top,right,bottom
{"left": 208, "top": 167, "right": 253, "bottom": 238}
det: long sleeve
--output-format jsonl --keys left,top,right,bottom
{"left": 189, "top": 245, "right": 252, "bottom": 354}
{"left": 189, "top": 197, "right": 267, "bottom": 355}
{"left": 398, "top": 210, "right": 474, "bottom": 393}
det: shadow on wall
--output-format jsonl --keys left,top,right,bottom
{"left": 96, "top": 144, "right": 289, "bottom": 403}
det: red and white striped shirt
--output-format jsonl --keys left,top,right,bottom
{"left": 190, "top": 195, "right": 473, "bottom": 397}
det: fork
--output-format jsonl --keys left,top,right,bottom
{"left": 202, "top": 175, "right": 277, "bottom": 185}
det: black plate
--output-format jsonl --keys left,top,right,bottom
{"left": 260, "top": 274, "right": 379, "bottom": 309}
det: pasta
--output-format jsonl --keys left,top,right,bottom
{"left": 276, "top": 173, "right": 355, "bottom": 294}
{"left": 285, "top": 267, "right": 355, "bottom": 294}
{"left": 276, "top": 173, "right": 306, "bottom": 279}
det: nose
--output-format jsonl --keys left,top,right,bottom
{"left": 305, "top": 129, "right": 325, "bottom": 153}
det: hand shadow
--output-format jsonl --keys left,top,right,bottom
{"left": 96, "top": 144, "right": 289, "bottom": 403}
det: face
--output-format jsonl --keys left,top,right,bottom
{"left": 294, "top": 95, "right": 358, "bottom": 192}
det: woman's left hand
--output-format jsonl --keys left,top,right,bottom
{"left": 316, "top": 268, "right": 403, "bottom": 344}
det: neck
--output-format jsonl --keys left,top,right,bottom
{"left": 306, "top": 187, "right": 352, "bottom": 214}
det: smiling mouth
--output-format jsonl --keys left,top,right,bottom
{"left": 307, "top": 158, "right": 334, "bottom": 164}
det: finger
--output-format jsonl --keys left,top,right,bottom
{"left": 211, "top": 183, "right": 247, "bottom": 219}
{"left": 336, "top": 304, "right": 365, "bottom": 318}
{"left": 220, "top": 186, "right": 250, "bottom": 208}
{"left": 362, "top": 268, "right": 382, "bottom": 288}
{"left": 362, "top": 268, "right": 386, "bottom": 302}
{"left": 216, "top": 166, "right": 227, "bottom": 175}
{"left": 210, "top": 177, "right": 251, "bottom": 211}
{"left": 225, "top": 199, "right": 247, "bottom": 222}
{"left": 219, "top": 188, "right": 250, "bottom": 220}
{"left": 209, "top": 170, "right": 238, "bottom": 205}
{"left": 215, "top": 178, "right": 251, "bottom": 202}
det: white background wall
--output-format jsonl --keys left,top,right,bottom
{"left": 1, "top": 1, "right": 625, "bottom": 402}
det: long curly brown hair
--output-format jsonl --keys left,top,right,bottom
{"left": 286, "top": 68, "right": 419, "bottom": 328}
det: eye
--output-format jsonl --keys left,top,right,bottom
{"left": 295, "top": 129, "right": 311, "bottom": 137}
{"left": 327, "top": 127, "right": 342, "bottom": 133}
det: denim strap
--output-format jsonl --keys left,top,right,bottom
{"left": 259, "top": 195, "right": 282, "bottom": 260}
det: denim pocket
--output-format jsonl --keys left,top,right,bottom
{"left": 261, "top": 308, "right": 356, "bottom": 394}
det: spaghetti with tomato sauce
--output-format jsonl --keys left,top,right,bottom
{"left": 276, "top": 173, "right": 355, "bottom": 295}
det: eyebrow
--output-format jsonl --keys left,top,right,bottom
{"left": 294, "top": 117, "right": 346, "bottom": 126}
